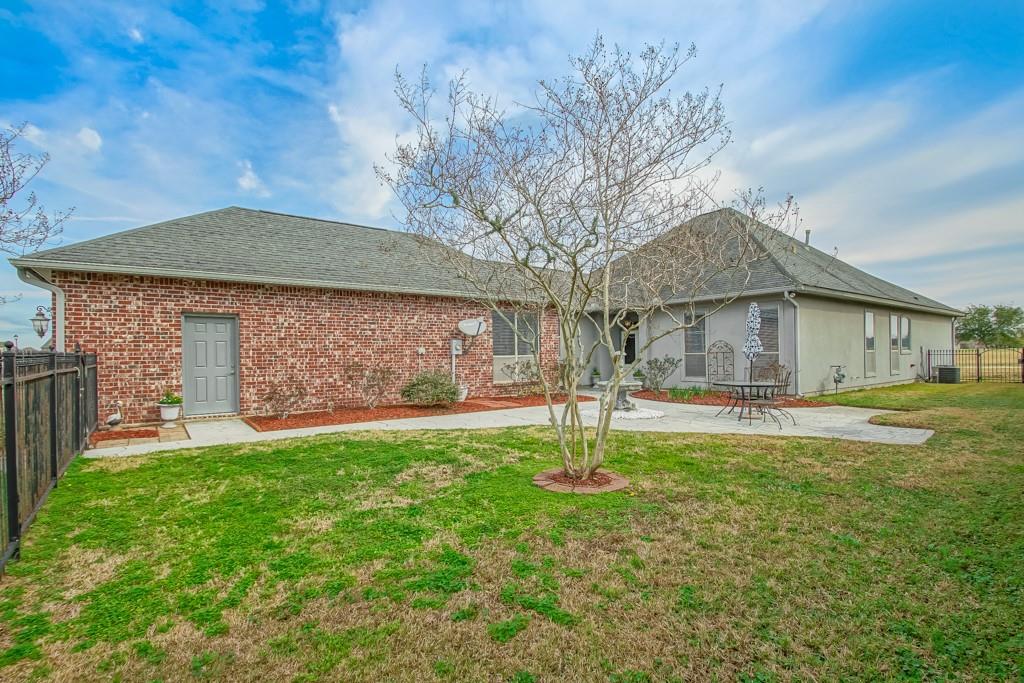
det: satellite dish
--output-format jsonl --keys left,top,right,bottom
{"left": 458, "top": 318, "right": 486, "bottom": 337}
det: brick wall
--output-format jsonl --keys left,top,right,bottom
{"left": 52, "top": 272, "right": 560, "bottom": 424}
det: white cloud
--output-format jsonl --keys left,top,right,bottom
{"left": 237, "top": 159, "right": 270, "bottom": 196}
{"left": 2, "top": 0, "right": 1020, "bottom": 335}
{"left": 76, "top": 126, "right": 103, "bottom": 151}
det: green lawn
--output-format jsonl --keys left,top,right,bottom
{"left": 813, "top": 381, "right": 1024, "bottom": 411}
{"left": 1, "top": 385, "right": 1022, "bottom": 681}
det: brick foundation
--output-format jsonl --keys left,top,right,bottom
{"left": 52, "top": 272, "right": 560, "bottom": 424}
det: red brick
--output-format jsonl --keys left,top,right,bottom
{"left": 53, "top": 272, "right": 560, "bottom": 423}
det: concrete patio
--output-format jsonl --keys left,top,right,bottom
{"left": 86, "top": 396, "right": 932, "bottom": 458}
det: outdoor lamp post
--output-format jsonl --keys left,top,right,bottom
{"left": 30, "top": 306, "right": 52, "bottom": 339}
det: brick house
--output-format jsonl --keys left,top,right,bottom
{"left": 12, "top": 207, "right": 560, "bottom": 423}
{"left": 12, "top": 206, "right": 962, "bottom": 421}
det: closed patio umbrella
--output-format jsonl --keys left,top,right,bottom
{"left": 742, "top": 302, "right": 763, "bottom": 380}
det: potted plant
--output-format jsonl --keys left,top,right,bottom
{"left": 157, "top": 390, "right": 183, "bottom": 428}
{"left": 590, "top": 367, "right": 601, "bottom": 386}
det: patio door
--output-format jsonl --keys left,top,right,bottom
{"left": 182, "top": 315, "right": 239, "bottom": 415}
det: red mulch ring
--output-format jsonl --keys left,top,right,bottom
{"left": 244, "top": 394, "right": 596, "bottom": 432}
{"left": 547, "top": 470, "right": 614, "bottom": 488}
{"left": 632, "top": 389, "right": 831, "bottom": 408}
{"left": 90, "top": 428, "right": 159, "bottom": 444}
{"left": 532, "top": 467, "right": 630, "bottom": 494}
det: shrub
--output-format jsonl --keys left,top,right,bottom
{"left": 642, "top": 356, "right": 682, "bottom": 394}
{"left": 260, "top": 380, "right": 308, "bottom": 418}
{"left": 400, "top": 370, "right": 459, "bottom": 406}
{"left": 344, "top": 359, "right": 398, "bottom": 409}
{"left": 500, "top": 359, "right": 541, "bottom": 396}
{"left": 668, "top": 386, "right": 713, "bottom": 402}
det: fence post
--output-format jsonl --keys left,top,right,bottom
{"left": 976, "top": 349, "right": 982, "bottom": 382}
{"left": 49, "top": 353, "right": 58, "bottom": 485}
{"left": 73, "top": 351, "right": 82, "bottom": 454}
{"left": 3, "top": 351, "right": 20, "bottom": 549}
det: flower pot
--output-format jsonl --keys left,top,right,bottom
{"left": 457, "top": 386, "right": 469, "bottom": 402}
{"left": 158, "top": 403, "right": 181, "bottom": 428}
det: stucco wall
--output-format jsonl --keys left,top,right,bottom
{"left": 796, "top": 294, "right": 955, "bottom": 395}
{"left": 52, "top": 271, "right": 560, "bottom": 423}
{"left": 640, "top": 296, "right": 797, "bottom": 389}
{"left": 578, "top": 294, "right": 954, "bottom": 395}
{"left": 580, "top": 296, "right": 797, "bottom": 389}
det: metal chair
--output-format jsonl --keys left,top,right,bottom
{"left": 750, "top": 366, "right": 796, "bottom": 429}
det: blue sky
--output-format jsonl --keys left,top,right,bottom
{"left": 1, "top": 0, "right": 1022, "bottom": 342}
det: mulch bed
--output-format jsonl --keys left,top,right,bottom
{"left": 547, "top": 470, "right": 614, "bottom": 488}
{"left": 532, "top": 467, "right": 630, "bottom": 494}
{"left": 90, "top": 428, "right": 160, "bottom": 444}
{"left": 244, "top": 394, "right": 596, "bottom": 432}
{"left": 632, "top": 389, "right": 831, "bottom": 408}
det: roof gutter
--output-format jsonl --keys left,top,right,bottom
{"left": 16, "top": 267, "right": 65, "bottom": 351}
{"left": 797, "top": 286, "right": 962, "bottom": 317}
{"left": 7, "top": 258, "right": 483, "bottom": 302}
{"left": 783, "top": 290, "right": 801, "bottom": 395}
{"left": 667, "top": 286, "right": 960, "bottom": 318}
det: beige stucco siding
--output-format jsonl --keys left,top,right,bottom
{"left": 796, "top": 294, "right": 955, "bottom": 395}
{"left": 577, "top": 294, "right": 954, "bottom": 395}
{"left": 640, "top": 296, "right": 798, "bottom": 389}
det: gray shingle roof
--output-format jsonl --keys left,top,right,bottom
{"left": 685, "top": 208, "right": 960, "bottom": 315}
{"left": 11, "top": 205, "right": 960, "bottom": 315}
{"left": 11, "top": 207, "right": 478, "bottom": 298}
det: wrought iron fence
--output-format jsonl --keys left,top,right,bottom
{"left": 926, "top": 347, "right": 1024, "bottom": 383}
{"left": 1, "top": 347, "right": 98, "bottom": 573}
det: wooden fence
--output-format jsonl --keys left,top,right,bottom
{"left": 1, "top": 348, "right": 98, "bottom": 573}
{"left": 926, "top": 347, "right": 1024, "bottom": 383}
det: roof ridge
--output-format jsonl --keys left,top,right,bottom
{"left": 239, "top": 207, "right": 399, "bottom": 234}
{"left": 741, "top": 219, "right": 802, "bottom": 291}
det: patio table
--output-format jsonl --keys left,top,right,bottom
{"left": 711, "top": 380, "right": 780, "bottom": 424}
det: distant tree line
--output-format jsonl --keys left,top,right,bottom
{"left": 955, "top": 304, "right": 1024, "bottom": 347}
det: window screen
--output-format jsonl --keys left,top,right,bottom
{"left": 517, "top": 313, "right": 538, "bottom": 355}
{"left": 492, "top": 311, "right": 516, "bottom": 356}
{"left": 683, "top": 313, "right": 706, "bottom": 378}
{"left": 864, "top": 311, "right": 876, "bottom": 376}
{"left": 890, "top": 313, "right": 900, "bottom": 375}
{"left": 900, "top": 315, "right": 911, "bottom": 353}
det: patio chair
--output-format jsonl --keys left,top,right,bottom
{"left": 750, "top": 366, "right": 796, "bottom": 429}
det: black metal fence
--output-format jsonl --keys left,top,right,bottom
{"left": 1, "top": 348, "right": 98, "bottom": 573}
{"left": 926, "top": 347, "right": 1024, "bottom": 383}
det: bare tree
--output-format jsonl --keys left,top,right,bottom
{"left": 379, "top": 37, "right": 796, "bottom": 479}
{"left": 1, "top": 124, "right": 70, "bottom": 256}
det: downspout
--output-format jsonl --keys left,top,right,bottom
{"left": 16, "top": 267, "right": 65, "bottom": 351}
{"left": 783, "top": 290, "right": 800, "bottom": 395}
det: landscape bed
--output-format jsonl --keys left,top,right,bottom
{"left": 244, "top": 393, "right": 595, "bottom": 431}
{"left": 0, "top": 383, "right": 1020, "bottom": 681}
{"left": 89, "top": 427, "right": 160, "bottom": 445}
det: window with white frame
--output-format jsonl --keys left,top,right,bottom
{"left": 751, "top": 304, "right": 780, "bottom": 377}
{"left": 492, "top": 310, "right": 539, "bottom": 383}
{"left": 889, "top": 313, "right": 900, "bottom": 375}
{"left": 683, "top": 312, "right": 706, "bottom": 378}
{"left": 864, "top": 311, "right": 876, "bottom": 377}
{"left": 900, "top": 315, "right": 911, "bottom": 354}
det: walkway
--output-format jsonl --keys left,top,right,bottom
{"left": 86, "top": 396, "right": 932, "bottom": 458}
